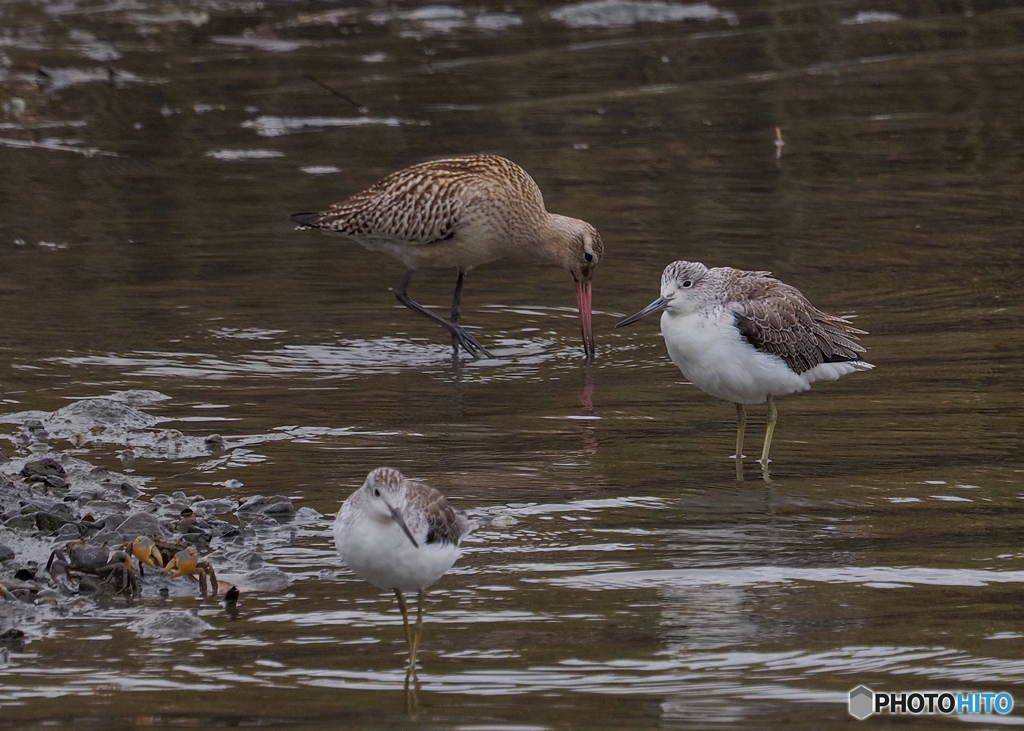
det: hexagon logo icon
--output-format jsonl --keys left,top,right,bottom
{"left": 849, "top": 686, "right": 874, "bottom": 720}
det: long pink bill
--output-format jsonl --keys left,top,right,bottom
{"left": 576, "top": 279, "right": 595, "bottom": 361}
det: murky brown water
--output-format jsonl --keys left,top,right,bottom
{"left": 2, "top": 0, "right": 1024, "bottom": 728}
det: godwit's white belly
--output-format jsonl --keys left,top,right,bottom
{"left": 659, "top": 308, "right": 871, "bottom": 405}
{"left": 353, "top": 234, "right": 506, "bottom": 272}
{"left": 351, "top": 208, "right": 515, "bottom": 272}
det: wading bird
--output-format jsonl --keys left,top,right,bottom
{"left": 292, "top": 155, "right": 603, "bottom": 359}
{"left": 334, "top": 467, "right": 471, "bottom": 666}
{"left": 617, "top": 261, "right": 872, "bottom": 478}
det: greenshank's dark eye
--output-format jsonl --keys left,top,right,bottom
{"left": 584, "top": 253, "right": 593, "bottom": 262}
{"left": 373, "top": 488, "right": 381, "bottom": 498}
{"left": 682, "top": 280, "right": 692, "bottom": 288}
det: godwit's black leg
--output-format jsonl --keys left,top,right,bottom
{"left": 394, "top": 270, "right": 492, "bottom": 359}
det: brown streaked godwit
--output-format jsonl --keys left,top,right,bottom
{"left": 291, "top": 155, "right": 603, "bottom": 360}
{"left": 617, "top": 261, "right": 873, "bottom": 479}
{"left": 333, "top": 467, "right": 471, "bottom": 668}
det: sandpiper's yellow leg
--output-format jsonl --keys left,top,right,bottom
{"left": 410, "top": 590, "right": 425, "bottom": 665}
{"left": 760, "top": 395, "right": 778, "bottom": 471}
{"left": 394, "top": 589, "right": 414, "bottom": 661}
{"left": 734, "top": 403, "right": 746, "bottom": 481}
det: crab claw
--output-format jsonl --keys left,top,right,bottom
{"left": 131, "top": 537, "right": 164, "bottom": 568}
{"left": 164, "top": 547, "right": 199, "bottom": 579}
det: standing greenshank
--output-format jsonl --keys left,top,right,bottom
{"left": 617, "top": 261, "right": 873, "bottom": 478}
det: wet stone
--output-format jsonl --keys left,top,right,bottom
{"left": 20, "top": 457, "right": 66, "bottom": 481}
{"left": 235, "top": 549, "right": 263, "bottom": 570}
{"left": 129, "top": 610, "right": 212, "bottom": 639}
{"left": 57, "top": 522, "right": 86, "bottom": 539}
{"left": 115, "top": 512, "right": 168, "bottom": 540}
{"left": 0, "top": 629, "right": 25, "bottom": 651}
{"left": 243, "top": 567, "right": 291, "bottom": 591}
{"left": 20, "top": 500, "right": 55, "bottom": 515}
{"left": 22, "top": 420, "right": 47, "bottom": 440}
{"left": 204, "top": 434, "right": 225, "bottom": 452}
{"left": 98, "top": 513, "right": 127, "bottom": 530}
{"left": 89, "top": 528, "right": 125, "bottom": 545}
{"left": 35, "top": 512, "right": 71, "bottom": 533}
{"left": 0, "top": 545, "right": 14, "bottom": 562}
{"left": 23, "top": 501, "right": 74, "bottom": 521}
{"left": 181, "top": 528, "right": 210, "bottom": 551}
{"left": 236, "top": 495, "right": 296, "bottom": 518}
{"left": 101, "top": 480, "right": 140, "bottom": 498}
{"left": 4, "top": 515, "right": 36, "bottom": 531}
{"left": 192, "top": 498, "right": 235, "bottom": 515}
{"left": 82, "top": 500, "right": 129, "bottom": 515}
{"left": 214, "top": 524, "right": 240, "bottom": 540}
{"left": 71, "top": 489, "right": 105, "bottom": 503}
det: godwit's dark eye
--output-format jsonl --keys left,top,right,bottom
{"left": 584, "top": 253, "right": 593, "bottom": 262}
{"left": 373, "top": 488, "right": 381, "bottom": 498}
{"left": 682, "top": 280, "right": 692, "bottom": 288}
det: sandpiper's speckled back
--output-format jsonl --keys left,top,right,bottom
{"left": 663, "top": 261, "right": 868, "bottom": 374}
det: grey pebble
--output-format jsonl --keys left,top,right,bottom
{"left": 4, "top": 515, "right": 35, "bottom": 531}
{"left": 243, "top": 567, "right": 291, "bottom": 592}
{"left": 115, "top": 513, "right": 168, "bottom": 540}
{"left": 236, "top": 495, "right": 296, "bottom": 518}
{"left": 88, "top": 528, "right": 125, "bottom": 545}
{"left": 35, "top": 512, "right": 71, "bottom": 534}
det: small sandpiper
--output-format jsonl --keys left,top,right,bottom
{"left": 617, "top": 261, "right": 873, "bottom": 478}
{"left": 292, "top": 155, "right": 603, "bottom": 360}
{"left": 334, "top": 467, "right": 471, "bottom": 665}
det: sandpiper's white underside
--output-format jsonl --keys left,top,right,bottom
{"left": 661, "top": 307, "right": 873, "bottom": 405}
{"left": 334, "top": 507, "right": 461, "bottom": 594}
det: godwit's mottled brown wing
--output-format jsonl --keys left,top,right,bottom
{"left": 409, "top": 480, "right": 467, "bottom": 547}
{"left": 291, "top": 155, "right": 542, "bottom": 245}
{"left": 721, "top": 268, "right": 867, "bottom": 374}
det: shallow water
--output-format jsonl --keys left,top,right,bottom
{"left": 2, "top": 0, "right": 1024, "bottom": 728}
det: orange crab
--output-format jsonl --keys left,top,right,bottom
{"left": 163, "top": 546, "right": 218, "bottom": 598}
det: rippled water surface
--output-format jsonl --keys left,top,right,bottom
{"left": 2, "top": 0, "right": 1024, "bottom": 728}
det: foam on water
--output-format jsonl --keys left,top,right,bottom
{"left": 548, "top": 566, "right": 1024, "bottom": 590}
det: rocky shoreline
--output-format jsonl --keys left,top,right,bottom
{"left": 0, "top": 391, "right": 312, "bottom": 645}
